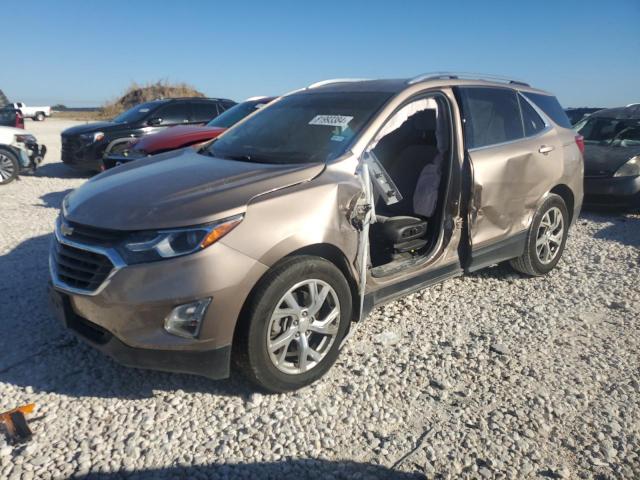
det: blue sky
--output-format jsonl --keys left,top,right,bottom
{"left": 3, "top": 0, "right": 638, "bottom": 108}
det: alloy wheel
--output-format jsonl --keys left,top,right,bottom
{"left": 536, "top": 206, "right": 564, "bottom": 264}
{"left": 0, "top": 153, "right": 17, "bottom": 181}
{"left": 266, "top": 279, "right": 341, "bottom": 375}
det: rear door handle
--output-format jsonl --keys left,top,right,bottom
{"left": 538, "top": 145, "right": 555, "bottom": 154}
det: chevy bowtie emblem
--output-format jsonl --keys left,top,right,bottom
{"left": 60, "top": 222, "right": 74, "bottom": 236}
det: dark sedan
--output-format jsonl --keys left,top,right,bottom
{"left": 576, "top": 104, "right": 640, "bottom": 208}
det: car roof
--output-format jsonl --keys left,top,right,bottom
{"left": 299, "top": 74, "right": 552, "bottom": 97}
{"left": 145, "top": 97, "right": 235, "bottom": 104}
{"left": 588, "top": 104, "right": 640, "bottom": 120}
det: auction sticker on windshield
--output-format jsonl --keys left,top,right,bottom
{"left": 309, "top": 115, "right": 353, "bottom": 129}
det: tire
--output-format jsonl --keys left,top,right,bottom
{"left": 0, "top": 149, "right": 19, "bottom": 185}
{"left": 510, "top": 194, "right": 569, "bottom": 276}
{"left": 35, "top": 112, "right": 45, "bottom": 122}
{"left": 235, "top": 255, "right": 352, "bottom": 392}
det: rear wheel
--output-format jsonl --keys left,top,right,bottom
{"left": 510, "top": 194, "right": 568, "bottom": 276}
{"left": 0, "top": 149, "right": 19, "bottom": 185}
{"left": 35, "top": 112, "right": 45, "bottom": 122}
{"left": 235, "top": 256, "right": 352, "bottom": 392}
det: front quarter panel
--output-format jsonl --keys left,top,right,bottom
{"left": 221, "top": 157, "right": 362, "bottom": 275}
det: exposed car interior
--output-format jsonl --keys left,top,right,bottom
{"left": 366, "top": 95, "right": 452, "bottom": 275}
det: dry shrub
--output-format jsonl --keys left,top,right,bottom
{"left": 100, "top": 80, "right": 205, "bottom": 119}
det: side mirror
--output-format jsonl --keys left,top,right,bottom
{"left": 147, "top": 117, "right": 162, "bottom": 126}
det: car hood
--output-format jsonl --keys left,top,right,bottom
{"left": 583, "top": 144, "right": 640, "bottom": 176}
{"left": 64, "top": 149, "right": 325, "bottom": 230}
{"left": 0, "top": 126, "right": 34, "bottom": 136}
{"left": 134, "top": 125, "right": 226, "bottom": 153}
{"left": 61, "top": 121, "right": 124, "bottom": 136}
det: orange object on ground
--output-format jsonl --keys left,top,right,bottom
{"left": 0, "top": 403, "right": 36, "bottom": 444}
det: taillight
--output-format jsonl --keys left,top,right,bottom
{"left": 575, "top": 135, "right": 585, "bottom": 155}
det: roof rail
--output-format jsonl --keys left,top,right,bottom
{"left": 307, "top": 78, "right": 369, "bottom": 89}
{"left": 408, "top": 71, "right": 530, "bottom": 87}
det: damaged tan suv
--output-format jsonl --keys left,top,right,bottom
{"left": 49, "top": 74, "right": 583, "bottom": 392}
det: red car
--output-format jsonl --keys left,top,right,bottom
{"left": 102, "top": 97, "right": 276, "bottom": 170}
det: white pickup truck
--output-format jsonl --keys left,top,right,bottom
{"left": 11, "top": 102, "right": 51, "bottom": 121}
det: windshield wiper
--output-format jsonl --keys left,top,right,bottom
{"left": 205, "top": 150, "right": 274, "bottom": 164}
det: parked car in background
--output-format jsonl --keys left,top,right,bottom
{"left": 565, "top": 107, "right": 603, "bottom": 125}
{"left": 576, "top": 104, "right": 640, "bottom": 208}
{"left": 60, "top": 97, "right": 236, "bottom": 172}
{"left": 49, "top": 74, "right": 583, "bottom": 392}
{"left": 0, "top": 126, "right": 46, "bottom": 184}
{"left": 102, "top": 97, "right": 276, "bottom": 170}
{"left": 0, "top": 107, "right": 24, "bottom": 129}
{"left": 11, "top": 102, "right": 51, "bottom": 121}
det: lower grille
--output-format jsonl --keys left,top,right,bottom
{"left": 53, "top": 242, "right": 114, "bottom": 291}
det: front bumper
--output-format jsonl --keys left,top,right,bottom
{"left": 584, "top": 175, "right": 640, "bottom": 208}
{"left": 48, "top": 225, "right": 269, "bottom": 379}
{"left": 12, "top": 142, "right": 46, "bottom": 169}
{"left": 49, "top": 287, "right": 232, "bottom": 379}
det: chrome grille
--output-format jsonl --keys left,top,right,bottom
{"left": 53, "top": 242, "right": 114, "bottom": 291}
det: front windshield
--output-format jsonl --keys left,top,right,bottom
{"left": 112, "top": 100, "right": 165, "bottom": 124}
{"left": 576, "top": 116, "right": 640, "bottom": 146}
{"left": 206, "top": 91, "right": 392, "bottom": 164}
{"left": 207, "top": 100, "right": 271, "bottom": 129}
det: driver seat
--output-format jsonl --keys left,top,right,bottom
{"left": 373, "top": 215, "right": 428, "bottom": 254}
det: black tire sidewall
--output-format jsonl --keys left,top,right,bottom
{"left": 245, "top": 257, "right": 352, "bottom": 392}
{"left": 527, "top": 195, "right": 569, "bottom": 275}
{"left": 0, "top": 149, "right": 19, "bottom": 185}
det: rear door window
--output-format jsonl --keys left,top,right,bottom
{"left": 155, "top": 102, "right": 191, "bottom": 125}
{"left": 460, "top": 87, "right": 524, "bottom": 149}
{"left": 522, "top": 92, "right": 572, "bottom": 128}
{"left": 191, "top": 101, "right": 220, "bottom": 123}
{"left": 519, "top": 95, "right": 546, "bottom": 136}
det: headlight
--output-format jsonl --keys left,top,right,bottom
{"left": 80, "top": 131, "right": 105, "bottom": 143}
{"left": 14, "top": 134, "right": 36, "bottom": 144}
{"left": 119, "top": 215, "right": 243, "bottom": 264}
{"left": 614, "top": 156, "right": 640, "bottom": 177}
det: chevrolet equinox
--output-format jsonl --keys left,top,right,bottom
{"left": 49, "top": 74, "right": 584, "bottom": 392}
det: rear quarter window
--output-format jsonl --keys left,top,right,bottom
{"left": 522, "top": 92, "right": 572, "bottom": 129}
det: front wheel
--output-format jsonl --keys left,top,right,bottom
{"left": 510, "top": 194, "right": 569, "bottom": 276}
{"left": 0, "top": 149, "right": 19, "bottom": 185}
{"left": 235, "top": 256, "right": 352, "bottom": 392}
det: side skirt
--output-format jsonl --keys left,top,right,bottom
{"left": 466, "top": 230, "right": 527, "bottom": 273}
{"left": 361, "top": 261, "right": 462, "bottom": 318}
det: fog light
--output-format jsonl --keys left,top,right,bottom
{"left": 164, "top": 298, "right": 211, "bottom": 338}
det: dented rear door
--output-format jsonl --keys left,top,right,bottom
{"left": 458, "top": 86, "right": 562, "bottom": 268}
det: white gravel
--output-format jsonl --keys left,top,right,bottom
{"left": 0, "top": 118, "right": 639, "bottom": 479}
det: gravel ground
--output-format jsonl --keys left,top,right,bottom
{"left": 0, "top": 118, "right": 639, "bottom": 479}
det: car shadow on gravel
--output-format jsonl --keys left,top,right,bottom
{"left": 0, "top": 233, "right": 254, "bottom": 401}
{"left": 581, "top": 211, "right": 640, "bottom": 248}
{"left": 37, "top": 188, "right": 73, "bottom": 209}
{"left": 26, "top": 161, "right": 92, "bottom": 180}
{"left": 72, "top": 460, "right": 426, "bottom": 480}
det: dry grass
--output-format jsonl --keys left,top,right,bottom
{"left": 52, "top": 110, "right": 102, "bottom": 121}
{"left": 100, "top": 80, "right": 205, "bottom": 119}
